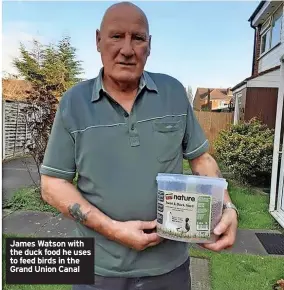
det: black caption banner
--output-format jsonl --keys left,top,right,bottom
{"left": 6, "top": 237, "right": 95, "bottom": 285}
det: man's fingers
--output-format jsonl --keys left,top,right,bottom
{"left": 144, "top": 232, "right": 161, "bottom": 243}
{"left": 147, "top": 236, "right": 163, "bottom": 247}
{"left": 200, "top": 230, "right": 236, "bottom": 252}
{"left": 139, "top": 220, "right": 157, "bottom": 230}
{"left": 213, "top": 210, "right": 233, "bottom": 235}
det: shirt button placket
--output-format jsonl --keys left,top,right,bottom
{"left": 129, "top": 115, "right": 139, "bottom": 147}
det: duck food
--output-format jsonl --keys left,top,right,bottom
{"left": 156, "top": 173, "right": 227, "bottom": 243}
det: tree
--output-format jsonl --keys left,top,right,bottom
{"left": 186, "top": 86, "right": 193, "bottom": 106}
{"left": 13, "top": 36, "right": 83, "bottom": 188}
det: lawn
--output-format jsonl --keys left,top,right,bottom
{"left": 228, "top": 181, "right": 281, "bottom": 231}
{"left": 3, "top": 186, "right": 58, "bottom": 214}
{"left": 190, "top": 248, "right": 284, "bottom": 290}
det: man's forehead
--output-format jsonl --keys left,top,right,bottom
{"left": 100, "top": 3, "right": 149, "bottom": 33}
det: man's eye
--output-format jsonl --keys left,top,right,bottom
{"left": 134, "top": 35, "right": 145, "bottom": 41}
{"left": 112, "top": 35, "right": 121, "bottom": 39}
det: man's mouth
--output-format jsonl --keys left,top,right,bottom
{"left": 118, "top": 62, "right": 136, "bottom": 66}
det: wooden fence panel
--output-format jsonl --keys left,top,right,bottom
{"left": 2, "top": 101, "right": 31, "bottom": 160}
{"left": 194, "top": 111, "right": 233, "bottom": 154}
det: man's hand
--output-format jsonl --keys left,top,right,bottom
{"left": 199, "top": 208, "right": 238, "bottom": 251}
{"left": 113, "top": 220, "right": 163, "bottom": 251}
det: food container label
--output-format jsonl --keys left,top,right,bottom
{"left": 157, "top": 190, "right": 212, "bottom": 240}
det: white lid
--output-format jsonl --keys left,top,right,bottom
{"left": 156, "top": 173, "right": 228, "bottom": 188}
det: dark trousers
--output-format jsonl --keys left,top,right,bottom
{"left": 72, "top": 258, "right": 191, "bottom": 290}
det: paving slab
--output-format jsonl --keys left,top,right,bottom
{"left": 190, "top": 257, "right": 211, "bottom": 290}
{"left": 35, "top": 213, "right": 77, "bottom": 237}
{"left": 3, "top": 210, "right": 55, "bottom": 236}
{"left": 223, "top": 229, "right": 283, "bottom": 256}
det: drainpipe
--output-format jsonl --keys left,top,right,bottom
{"left": 250, "top": 22, "right": 256, "bottom": 77}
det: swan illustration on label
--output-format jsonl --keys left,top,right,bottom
{"left": 156, "top": 190, "right": 212, "bottom": 242}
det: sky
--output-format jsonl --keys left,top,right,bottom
{"left": 2, "top": 1, "right": 260, "bottom": 94}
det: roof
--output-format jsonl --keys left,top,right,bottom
{"left": 195, "top": 87, "right": 232, "bottom": 100}
{"left": 248, "top": 0, "right": 266, "bottom": 22}
{"left": 231, "top": 65, "right": 281, "bottom": 91}
{"left": 2, "top": 79, "right": 32, "bottom": 102}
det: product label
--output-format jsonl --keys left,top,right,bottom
{"left": 156, "top": 190, "right": 212, "bottom": 241}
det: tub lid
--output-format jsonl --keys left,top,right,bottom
{"left": 156, "top": 173, "right": 228, "bottom": 187}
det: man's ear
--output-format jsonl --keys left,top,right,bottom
{"left": 96, "top": 29, "right": 101, "bottom": 52}
{"left": 147, "top": 35, "right": 152, "bottom": 56}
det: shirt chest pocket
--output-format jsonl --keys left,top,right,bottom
{"left": 152, "top": 119, "right": 185, "bottom": 162}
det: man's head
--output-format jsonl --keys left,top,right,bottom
{"left": 96, "top": 2, "right": 151, "bottom": 84}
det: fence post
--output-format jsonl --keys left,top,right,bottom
{"left": 13, "top": 102, "right": 19, "bottom": 157}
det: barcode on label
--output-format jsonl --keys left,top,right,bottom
{"left": 197, "top": 224, "right": 209, "bottom": 231}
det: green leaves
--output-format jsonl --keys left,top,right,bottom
{"left": 214, "top": 118, "right": 274, "bottom": 186}
{"left": 11, "top": 36, "right": 84, "bottom": 183}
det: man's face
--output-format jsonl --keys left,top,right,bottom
{"left": 96, "top": 6, "right": 151, "bottom": 84}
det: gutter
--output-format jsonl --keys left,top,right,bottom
{"left": 248, "top": 0, "right": 266, "bottom": 22}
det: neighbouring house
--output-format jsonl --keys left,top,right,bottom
{"left": 193, "top": 87, "right": 233, "bottom": 112}
{"left": 2, "top": 79, "right": 32, "bottom": 160}
{"left": 231, "top": 0, "right": 284, "bottom": 227}
{"left": 231, "top": 0, "right": 284, "bottom": 129}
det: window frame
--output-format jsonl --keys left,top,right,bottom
{"left": 259, "top": 3, "right": 283, "bottom": 57}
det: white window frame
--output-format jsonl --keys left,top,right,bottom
{"left": 260, "top": 3, "right": 283, "bottom": 57}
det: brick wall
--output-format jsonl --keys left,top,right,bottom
{"left": 252, "top": 26, "right": 261, "bottom": 76}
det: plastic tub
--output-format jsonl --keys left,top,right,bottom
{"left": 156, "top": 173, "right": 228, "bottom": 243}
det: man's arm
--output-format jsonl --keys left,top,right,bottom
{"left": 41, "top": 175, "right": 117, "bottom": 238}
{"left": 188, "top": 152, "right": 232, "bottom": 204}
{"left": 41, "top": 175, "right": 161, "bottom": 251}
{"left": 188, "top": 152, "right": 238, "bottom": 251}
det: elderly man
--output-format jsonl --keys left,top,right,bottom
{"left": 40, "top": 2, "right": 238, "bottom": 290}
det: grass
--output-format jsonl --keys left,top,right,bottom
{"left": 3, "top": 187, "right": 59, "bottom": 214}
{"left": 2, "top": 234, "right": 71, "bottom": 290}
{"left": 228, "top": 180, "right": 281, "bottom": 231}
{"left": 190, "top": 248, "right": 284, "bottom": 290}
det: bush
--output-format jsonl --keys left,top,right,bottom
{"left": 214, "top": 118, "right": 274, "bottom": 186}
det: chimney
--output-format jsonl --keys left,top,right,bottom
{"left": 207, "top": 89, "right": 211, "bottom": 110}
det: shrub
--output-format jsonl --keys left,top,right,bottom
{"left": 214, "top": 118, "right": 274, "bottom": 186}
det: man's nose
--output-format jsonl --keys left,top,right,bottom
{"left": 120, "top": 36, "right": 134, "bottom": 58}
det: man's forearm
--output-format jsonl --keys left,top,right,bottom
{"left": 41, "top": 175, "right": 118, "bottom": 240}
{"left": 188, "top": 153, "right": 232, "bottom": 203}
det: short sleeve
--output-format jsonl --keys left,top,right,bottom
{"left": 40, "top": 101, "right": 76, "bottom": 181}
{"left": 182, "top": 102, "right": 209, "bottom": 160}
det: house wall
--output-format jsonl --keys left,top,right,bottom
{"left": 211, "top": 99, "right": 230, "bottom": 110}
{"left": 244, "top": 87, "right": 278, "bottom": 129}
{"left": 247, "top": 68, "right": 280, "bottom": 88}
{"left": 193, "top": 95, "right": 201, "bottom": 110}
{"left": 258, "top": 5, "right": 284, "bottom": 73}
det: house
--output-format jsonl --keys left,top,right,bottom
{"left": 231, "top": 0, "right": 284, "bottom": 129}
{"left": 231, "top": 0, "right": 284, "bottom": 227}
{"left": 193, "top": 87, "right": 233, "bottom": 112}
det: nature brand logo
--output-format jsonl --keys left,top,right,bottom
{"left": 165, "top": 193, "right": 173, "bottom": 200}
{"left": 174, "top": 194, "right": 195, "bottom": 202}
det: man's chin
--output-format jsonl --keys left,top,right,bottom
{"left": 112, "top": 71, "right": 140, "bottom": 83}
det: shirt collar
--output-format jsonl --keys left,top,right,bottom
{"left": 91, "top": 68, "right": 158, "bottom": 102}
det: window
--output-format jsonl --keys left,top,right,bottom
{"left": 260, "top": 4, "right": 283, "bottom": 55}
{"left": 271, "top": 6, "right": 282, "bottom": 47}
{"left": 261, "top": 29, "right": 271, "bottom": 54}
